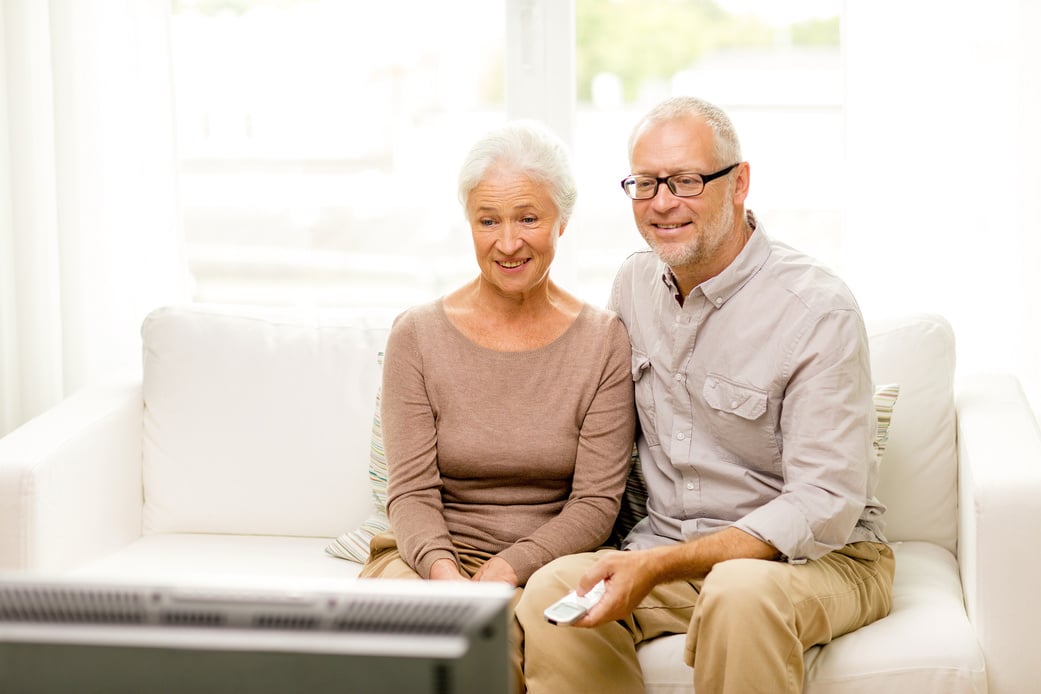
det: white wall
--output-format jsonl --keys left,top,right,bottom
{"left": 1019, "top": 0, "right": 1041, "bottom": 416}
{"left": 843, "top": 0, "right": 1040, "bottom": 415}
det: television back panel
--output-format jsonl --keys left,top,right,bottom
{"left": 0, "top": 575, "right": 514, "bottom": 694}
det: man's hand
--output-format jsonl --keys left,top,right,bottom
{"left": 570, "top": 550, "right": 659, "bottom": 628}
{"left": 471, "top": 556, "right": 519, "bottom": 586}
{"left": 570, "top": 527, "right": 778, "bottom": 628}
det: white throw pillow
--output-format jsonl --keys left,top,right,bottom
{"left": 141, "top": 305, "right": 388, "bottom": 538}
{"left": 866, "top": 314, "right": 957, "bottom": 552}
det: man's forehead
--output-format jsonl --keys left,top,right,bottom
{"left": 631, "top": 117, "right": 715, "bottom": 171}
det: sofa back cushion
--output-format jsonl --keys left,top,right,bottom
{"left": 866, "top": 313, "right": 957, "bottom": 553}
{"left": 141, "top": 305, "right": 390, "bottom": 537}
{"left": 140, "top": 307, "right": 958, "bottom": 552}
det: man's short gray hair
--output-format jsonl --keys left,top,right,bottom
{"left": 629, "top": 96, "right": 743, "bottom": 167}
{"left": 458, "top": 120, "right": 577, "bottom": 224}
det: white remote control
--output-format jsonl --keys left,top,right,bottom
{"left": 543, "top": 579, "right": 607, "bottom": 626}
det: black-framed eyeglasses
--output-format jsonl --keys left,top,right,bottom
{"left": 620, "top": 163, "right": 740, "bottom": 200}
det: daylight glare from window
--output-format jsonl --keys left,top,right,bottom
{"left": 170, "top": 0, "right": 842, "bottom": 309}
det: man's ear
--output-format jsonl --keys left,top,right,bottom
{"left": 733, "top": 162, "right": 751, "bottom": 204}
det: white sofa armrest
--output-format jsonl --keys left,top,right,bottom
{"left": 0, "top": 381, "right": 144, "bottom": 572}
{"left": 956, "top": 373, "right": 1041, "bottom": 694}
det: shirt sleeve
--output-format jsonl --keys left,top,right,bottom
{"left": 732, "top": 308, "right": 876, "bottom": 561}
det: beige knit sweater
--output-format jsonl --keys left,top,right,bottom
{"left": 381, "top": 299, "right": 636, "bottom": 584}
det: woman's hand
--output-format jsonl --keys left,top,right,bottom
{"left": 470, "top": 556, "right": 518, "bottom": 587}
{"left": 428, "top": 558, "right": 470, "bottom": 581}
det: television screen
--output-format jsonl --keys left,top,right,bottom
{"left": 0, "top": 574, "right": 514, "bottom": 693}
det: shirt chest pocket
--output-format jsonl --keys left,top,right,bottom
{"left": 703, "top": 376, "right": 768, "bottom": 421}
{"left": 702, "top": 375, "right": 779, "bottom": 472}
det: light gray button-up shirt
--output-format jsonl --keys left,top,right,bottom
{"left": 610, "top": 220, "right": 886, "bottom": 562}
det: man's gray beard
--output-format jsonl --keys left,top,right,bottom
{"left": 643, "top": 197, "right": 735, "bottom": 269}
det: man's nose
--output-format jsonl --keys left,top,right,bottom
{"left": 649, "top": 181, "right": 680, "bottom": 211}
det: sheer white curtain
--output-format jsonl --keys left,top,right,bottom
{"left": 0, "top": 0, "right": 189, "bottom": 437}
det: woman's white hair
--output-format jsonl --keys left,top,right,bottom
{"left": 457, "top": 120, "right": 577, "bottom": 224}
{"left": 628, "top": 96, "right": 743, "bottom": 167}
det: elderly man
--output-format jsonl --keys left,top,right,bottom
{"left": 515, "top": 96, "right": 894, "bottom": 694}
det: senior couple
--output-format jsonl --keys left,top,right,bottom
{"left": 358, "top": 96, "right": 894, "bottom": 694}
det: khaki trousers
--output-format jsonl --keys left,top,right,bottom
{"left": 515, "top": 542, "right": 894, "bottom": 694}
{"left": 359, "top": 532, "right": 526, "bottom": 694}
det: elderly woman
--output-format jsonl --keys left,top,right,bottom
{"left": 360, "top": 122, "right": 635, "bottom": 588}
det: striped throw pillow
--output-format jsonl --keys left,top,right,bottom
{"left": 325, "top": 352, "right": 390, "bottom": 563}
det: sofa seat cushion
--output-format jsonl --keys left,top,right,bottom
{"left": 635, "top": 541, "right": 985, "bottom": 694}
{"left": 71, "top": 534, "right": 364, "bottom": 584}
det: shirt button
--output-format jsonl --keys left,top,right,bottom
{"left": 715, "top": 297, "right": 723, "bottom": 306}
{"left": 686, "top": 482, "right": 695, "bottom": 490}
{"left": 674, "top": 374, "right": 683, "bottom": 382}
{"left": 676, "top": 432, "right": 685, "bottom": 440}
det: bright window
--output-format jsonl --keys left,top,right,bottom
{"left": 171, "top": 0, "right": 506, "bottom": 308}
{"left": 570, "top": 0, "right": 843, "bottom": 302}
{"left": 170, "top": 0, "right": 842, "bottom": 309}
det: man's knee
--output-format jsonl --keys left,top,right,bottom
{"left": 686, "top": 558, "right": 798, "bottom": 668}
{"left": 516, "top": 552, "right": 605, "bottom": 624}
{"left": 698, "top": 558, "right": 792, "bottom": 618}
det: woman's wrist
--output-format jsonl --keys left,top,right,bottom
{"left": 428, "top": 557, "right": 467, "bottom": 581}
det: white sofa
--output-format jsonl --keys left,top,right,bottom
{"left": 2, "top": 304, "right": 1040, "bottom": 693}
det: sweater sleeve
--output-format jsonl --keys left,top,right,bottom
{"left": 382, "top": 311, "right": 459, "bottom": 578}
{"left": 496, "top": 314, "right": 636, "bottom": 583}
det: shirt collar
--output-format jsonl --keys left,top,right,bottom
{"left": 659, "top": 210, "right": 770, "bottom": 309}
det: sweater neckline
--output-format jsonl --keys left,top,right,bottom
{"left": 434, "top": 298, "right": 589, "bottom": 356}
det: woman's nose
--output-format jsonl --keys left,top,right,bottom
{"left": 496, "top": 223, "right": 525, "bottom": 253}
